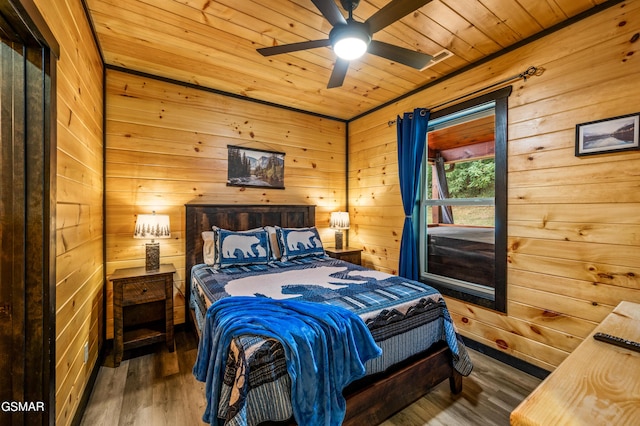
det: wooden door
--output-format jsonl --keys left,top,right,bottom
{"left": 0, "top": 1, "right": 58, "bottom": 424}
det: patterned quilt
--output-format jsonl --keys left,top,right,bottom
{"left": 191, "top": 256, "right": 473, "bottom": 426}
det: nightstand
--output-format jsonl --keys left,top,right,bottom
{"left": 325, "top": 247, "right": 362, "bottom": 265}
{"left": 110, "top": 264, "right": 175, "bottom": 366}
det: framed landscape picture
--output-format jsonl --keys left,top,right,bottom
{"left": 227, "top": 145, "right": 285, "bottom": 189}
{"left": 575, "top": 112, "right": 639, "bottom": 156}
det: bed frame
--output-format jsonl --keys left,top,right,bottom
{"left": 184, "top": 203, "right": 462, "bottom": 425}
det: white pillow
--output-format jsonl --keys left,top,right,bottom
{"left": 264, "top": 226, "right": 281, "bottom": 261}
{"left": 202, "top": 231, "right": 215, "bottom": 266}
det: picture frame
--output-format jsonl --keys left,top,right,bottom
{"left": 575, "top": 112, "right": 639, "bottom": 157}
{"left": 227, "top": 145, "right": 285, "bottom": 189}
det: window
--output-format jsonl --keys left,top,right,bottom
{"left": 419, "top": 87, "right": 510, "bottom": 312}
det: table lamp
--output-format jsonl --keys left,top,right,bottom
{"left": 329, "top": 211, "right": 350, "bottom": 250}
{"left": 134, "top": 212, "right": 171, "bottom": 271}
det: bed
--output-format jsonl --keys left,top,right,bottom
{"left": 185, "top": 204, "right": 473, "bottom": 426}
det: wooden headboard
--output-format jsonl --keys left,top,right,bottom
{"left": 184, "top": 203, "right": 316, "bottom": 322}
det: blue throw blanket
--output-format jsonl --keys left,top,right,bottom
{"left": 193, "top": 296, "right": 382, "bottom": 426}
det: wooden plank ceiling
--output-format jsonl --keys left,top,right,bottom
{"left": 85, "top": 0, "right": 608, "bottom": 120}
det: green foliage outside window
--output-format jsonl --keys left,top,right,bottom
{"left": 426, "top": 158, "right": 495, "bottom": 199}
{"left": 447, "top": 159, "right": 495, "bottom": 198}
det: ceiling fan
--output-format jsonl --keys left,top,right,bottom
{"left": 257, "top": 0, "right": 434, "bottom": 88}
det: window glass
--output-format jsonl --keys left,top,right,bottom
{"left": 419, "top": 88, "right": 510, "bottom": 312}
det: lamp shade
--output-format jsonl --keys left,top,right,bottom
{"left": 134, "top": 213, "right": 171, "bottom": 239}
{"left": 330, "top": 211, "right": 350, "bottom": 230}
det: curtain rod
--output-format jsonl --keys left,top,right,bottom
{"left": 388, "top": 65, "right": 541, "bottom": 126}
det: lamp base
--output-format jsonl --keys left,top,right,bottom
{"left": 334, "top": 231, "right": 344, "bottom": 250}
{"left": 145, "top": 242, "right": 160, "bottom": 272}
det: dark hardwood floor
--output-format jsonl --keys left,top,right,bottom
{"left": 80, "top": 329, "right": 541, "bottom": 426}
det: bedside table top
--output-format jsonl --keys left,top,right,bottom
{"left": 110, "top": 264, "right": 176, "bottom": 281}
{"left": 325, "top": 247, "right": 362, "bottom": 255}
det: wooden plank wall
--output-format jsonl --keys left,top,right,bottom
{"left": 349, "top": 2, "right": 640, "bottom": 372}
{"left": 104, "top": 69, "right": 346, "bottom": 337}
{"left": 33, "top": 0, "right": 105, "bottom": 425}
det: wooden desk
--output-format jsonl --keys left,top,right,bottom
{"left": 510, "top": 301, "right": 640, "bottom": 425}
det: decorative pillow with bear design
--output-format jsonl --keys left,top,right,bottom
{"left": 213, "top": 226, "right": 271, "bottom": 268}
{"left": 276, "top": 226, "right": 325, "bottom": 261}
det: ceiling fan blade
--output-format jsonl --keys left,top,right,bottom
{"left": 257, "top": 39, "right": 331, "bottom": 56}
{"left": 368, "top": 40, "right": 433, "bottom": 69}
{"left": 327, "top": 58, "right": 350, "bottom": 88}
{"left": 365, "top": 0, "right": 433, "bottom": 34}
{"left": 311, "top": 0, "right": 347, "bottom": 27}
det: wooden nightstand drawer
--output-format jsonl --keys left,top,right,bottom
{"left": 325, "top": 247, "right": 363, "bottom": 265}
{"left": 340, "top": 252, "right": 360, "bottom": 264}
{"left": 122, "top": 278, "right": 165, "bottom": 305}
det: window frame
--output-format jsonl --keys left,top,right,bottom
{"left": 418, "top": 86, "right": 511, "bottom": 313}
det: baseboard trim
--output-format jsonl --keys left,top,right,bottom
{"left": 70, "top": 343, "right": 105, "bottom": 426}
{"left": 461, "top": 336, "right": 551, "bottom": 380}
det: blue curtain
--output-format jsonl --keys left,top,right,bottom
{"left": 397, "top": 108, "right": 430, "bottom": 280}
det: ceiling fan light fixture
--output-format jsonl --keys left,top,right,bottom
{"left": 334, "top": 37, "right": 368, "bottom": 60}
{"left": 330, "top": 22, "right": 370, "bottom": 61}
{"left": 257, "top": 0, "right": 435, "bottom": 88}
